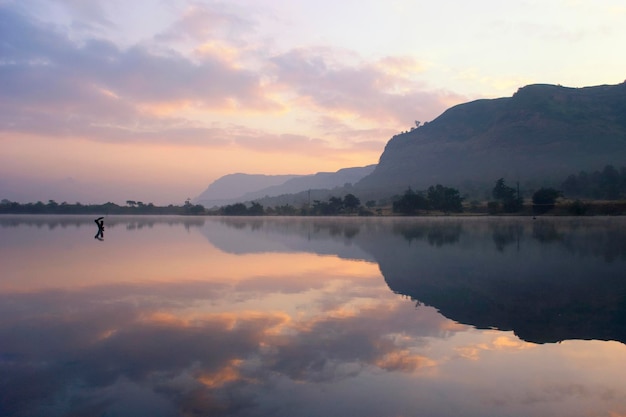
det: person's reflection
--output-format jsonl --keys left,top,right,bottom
{"left": 94, "top": 217, "right": 105, "bottom": 240}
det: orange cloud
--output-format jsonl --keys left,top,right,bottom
{"left": 194, "top": 41, "right": 242, "bottom": 65}
{"left": 376, "top": 56, "right": 428, "bottom": 78}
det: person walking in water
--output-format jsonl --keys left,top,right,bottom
{"left": 94, "top": 217, "right": 105, "bottom": 240}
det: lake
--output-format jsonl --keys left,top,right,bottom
{"left": 1, "top": 215, "right": 626, "bottom": 417}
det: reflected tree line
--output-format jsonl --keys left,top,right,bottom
{"left": 218, "top": 217, "right": 365, "bottom": 241}
{"left": 0, "top": 216, "right": 207, "bottom": 230}
{"left": 394, "top": 222, "right": 463, "bottom": 247}
{"left": 215, "top": 216, "right": 626, "bottom": 261}
{"left": 396, "top": 219, "right": 626, "bottom": 260}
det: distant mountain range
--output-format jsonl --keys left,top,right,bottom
{"left": 197, "top": 82, "right": 626, "bottom": 206}
{"left": 195, "top": 165, "right": 376, "bottom": 208}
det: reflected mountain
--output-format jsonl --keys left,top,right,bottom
{"left": 376, "top": 219, "right": 626, "bottom": 344}
{"left": 213, "top": 217, "right": 626, "bottom": 345}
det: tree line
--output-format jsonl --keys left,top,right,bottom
{"left": 2, "top": 165, "right": 625, "bottom": 217}
{"left": 393, "top": 185, "right": 464, "bottom": 214}
{"left": 561, "top": 165, "right": 626, "bottom": 200}
{"left": 0, "top": 199, "right": 206, "bottom": 215}
{"left": 219, "top": 193, "right": 368, "bottom": 216}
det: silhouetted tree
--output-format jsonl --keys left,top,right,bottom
{"left": 561, "top": 165, "right": 626, "bottom": 200}
{"left": 532, "top": 187, "right": 561, "bottom": 214}
{"left": 273, "top": 204, "right": 297, "bottom": 215}
{"left": 343, "top": 194, "right": 361, "bottom": 212}
{"left": 185, "top": 203, "right": 205, "bottom": 215}
{"left": 393, "top": 188, "right": 429, "bottom": 215}
{"left": 491, "top": 178, "right": 522, "bottom": 213}
{"left": 248, "top": 202, "right": 265, "bottom": 215}
{"left": 221, "top": 203, "right": 248, "bottom": 215}
{"left": 427, "top": 184, "right": 463, "bottom": 213}
{"left": 598, "top": 165, "right": 621, "bottom": 199}
{"left": 328, "top": 196, "right": 343, "bottom": 213}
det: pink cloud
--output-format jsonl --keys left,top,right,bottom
{"left": 269, "top": 47, "right": 467, "bottom": 125}
{"left": 0, "top": 7, "right": 281, "bottom": 144}
{"left": 155, "top": 3, "right": 256, "bottom": 44}
{"left": 0, "top": 5, "right": 466, "bottom": 157}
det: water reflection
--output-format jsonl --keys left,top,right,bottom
{"left": 210, "top": 217, "right": 626, "bottom": 344}
{"left": 1, "top": 216, "right": 626, "bottom": 417}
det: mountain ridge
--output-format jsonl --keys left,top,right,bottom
{"left": 195, "top": 165, "right": 376, "bottom": 208}
{"left": 356, "top": 82, "right": 626, "bottom": 195}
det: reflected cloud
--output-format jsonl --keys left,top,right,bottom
{"left": 375, "top": 350, "right": 437, "bottom": 373}
{"left": 456, "top": 333, "right": 536, "bottom": 361}
{"left": 197, "top": 359, "right": 251, "bottom": 388}
{"left": 0, "top": 277, "right": 456, "bottom": 416}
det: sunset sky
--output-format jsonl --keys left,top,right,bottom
{"left": 1, "top": 0, "right": 625, "bottom": 205}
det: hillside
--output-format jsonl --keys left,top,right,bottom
{"left": 196, "top": 165, "right": 375, "bottom": 208}
{"left": 357, "top": 82, "right": 626, "bottom": 195}
{"left": 194, "top": 174, "right": 302, "bottom": 208}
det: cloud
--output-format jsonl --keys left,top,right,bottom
{"left": 269, "top": 47, "right": 466, "bottom": 125}
{"left": 0, "top": 3, "right": 466, "bottom": 163}
{"left": 0, "top": 5, "right": 389, "bottom": 157}
{"left": 54, "top": 0, "right": 113, "bottom": 28}
{"left": 0, "top": 6, "right": 280, "bottom": 139}
{"left": 156, "top": 2, "right": 256, "bottom": 44}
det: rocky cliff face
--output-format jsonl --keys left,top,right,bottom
{"left": 357, "top": 82, "right": 626, "bottom": 194}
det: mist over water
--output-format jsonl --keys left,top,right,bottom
{"left": 1, "top": 215, "right": 626, "bottom": 417}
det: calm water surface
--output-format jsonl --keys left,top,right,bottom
{"left": 1, "top": 215, "right": 626, "bottom": 417}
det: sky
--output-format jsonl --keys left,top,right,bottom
{"left": 1, "top": 0, "right": 625, "bottom": 205}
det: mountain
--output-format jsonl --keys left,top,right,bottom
{"left": 196, "top": 82, "right": 626, "bottom": 207}
{"left": 357, "top": 82, "right": 626, "bottom": 195}
{"left": 195, "top": 165, "right": 376, "bottom": 208}
{"left": 194, "top": 174, "right": 302, "bottom": 208}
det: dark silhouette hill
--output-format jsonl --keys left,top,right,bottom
{"left": 357, "top": 82, "right": 626, "bottom": 194}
